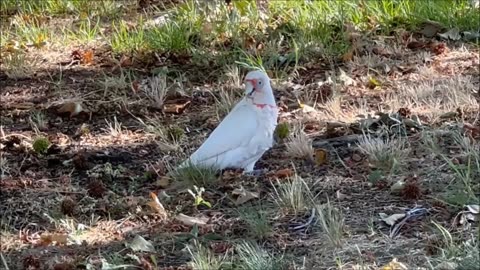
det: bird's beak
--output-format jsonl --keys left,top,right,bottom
{"left": 244, "top": 79, "right": 256, "bottom": 96}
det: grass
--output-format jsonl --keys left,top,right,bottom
{"left": 357, "top": 133, "right": 409, "bottom": 175}
{"left": 101, "top": 69, "right": 133, "bottom": 95}
{"left": 64, "top": 17, "right": 101, "bottom": 44}
{"left": 391, "top": 76, "right": 478, "bottom": 122}
{"left": 0, "top": 0, "right": 122, "bottom": 18}
{"left": 28, "top": 111, "right": 48, "bottom": 132}
{"left": 170, "top": 162, "right": 219, "bottom": 187}
{"left": 285, "top": 124, "right": 314, "bottom": 162}
{"left": 2, "top": 50, "right": 38, "bottom": 79}
{"left": 439, "top": 132, "right": 479, "bottom": 205}
{"left": 314, "top": 199, "right": 345, "bottom": 248}
{"left": 136, "top": 116, "right": 183, "bottom": 153}
{"left": 237, "top": 205, "right": 272, "bottom": 239}
{"left": 109, "top": 20, "right": 147, "bottom": 54}
{"left": 214, "top": 86, "right": 241, "bottom": 119}
{"left": 143, "top": 73, "right": 171, "bottom": 109}
{"left": 428, "top": 222, "right": 480, "bottom": 269}
{"left": 272, "top": 173, "right": 310, "bottom": 216}
{"left": 187, "top": 240, "right": 225, "bottom": 270}
{"left": 236, "top": 241, "right": 287, "bottom": 270}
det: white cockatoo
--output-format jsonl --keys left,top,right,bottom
{"left": 179, "top": 70, "right": 278, "bottom": 174}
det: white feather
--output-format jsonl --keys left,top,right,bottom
{"left": 179, "top": 70, "right": 278, "bottom": 172}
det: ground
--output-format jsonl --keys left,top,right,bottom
{"left": 0, "top": 1, "right": 479, "bottom": 269}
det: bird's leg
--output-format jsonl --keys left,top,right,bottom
{"left": 242, "top": 168, "right": 267, "bottom": 177}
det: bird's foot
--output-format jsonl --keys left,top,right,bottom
{"left": 242, "top": 168, "right": 267, "bottom": 177}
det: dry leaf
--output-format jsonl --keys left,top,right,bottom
{"left": 390, "top": 180, "right": 405, "bottom": 194}
{"left": 131, "top": 80, "right": 140, "bottom": 94}
{"left": 163, "top": 100, "right": 191, "bottom": 114}
{"left": 366, "top": 77, "right": 381, "bottom": 89}
{"left": 438, "top": 28, "right": 461, "bottom": 40}
{"left": 314, "top": 148, "right": 328, "bottom": 165}
{"left": 351, "top": 153, "right": 362, "bottom": 162}
{"left": 407, "top": 41, "right": 426, "bottom": 50}
{"left": 379, "top": 258, "right": 408, "bottom": 270}
{"left": 300, "top": 103, "right": 316, "bottom": 113}
{"left": 81, "top": 50, "right": 94, "bottom": 65}
{"left": 232, "top": 186, "right": 259, "bottom": 205}
{"left": 336, "top": 190, "right": 348, "bottom": 200}
{"left": 338, "top": 68, "right": 356, "bottom": 86}
{"left": 40, "top": 233, "right": 68, "bottom": 246}
{"left": 146, "top": 192, "right": 167, "bottom": 218}
{"left": 9, "top": 102, "right": 34, "bottom": 110}
{"left": 128, "top": 235, "right": 155, "bottom": 252}
{"left": 466, "top": 204, "right": 479, "bottom": 214}
{"left": 202, "top": 22, "right": 213, "bottom": 33}
{"left": 175, "top": 213, "right": 208, "bottom": 226}
{"left": 119, "top": 54, "right": 132, "bottom": 67}
{"left": 154, "top": 176, "right": 170, "bottom": 188}
{"left": 439, "top": 111, "right": 458, "bottom": 119}
{"left": 419, "top": 21, "right": 444, "bottom": 38}
{"left": 379, "top": 213, "right": 406, "bottom": 226}
{"left": 274, "top": 168, "right": 294, "bottom": 178}
{"left": 57, "top": 102, "right": 84, "bottom": 117}
{"left": 342, "top": 49, "right": 354, "bottom": 62}
{"left": 266, "top": 70, "right": 274, "bottom": 79}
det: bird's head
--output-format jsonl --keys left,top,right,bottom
{"left": 243, "top": 70, "right": 271, "bottom": 98}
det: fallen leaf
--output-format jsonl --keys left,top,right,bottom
{"left": 175, "top": 213, "right": 208, "bottom": 226}
{"left": 379, "top": 258, "right": 408, "bottom": 270}
{"left": 131, "top": 80, "right": 140, "bottom": 94}
{"left": 466, "top": 204, "right": 479, "bottom": 214}
{"left": 163, "top": 100, "right": 191, "bottom": 114}
{"left": 154, "top": 176, "right": 170, "bottom": 188}
{"left": 379, "top": 213, "right": 406, "bottom": 226}
{"left": 232, "top": 186, "right": 259, "bottom": 205}
{"left": 128, "top": 235, "right": 155, "bottom": 252}
{"left": 266, "top": 70, "right": 274, "bottom": 79}
{"left": 342, "top": 49, "right": 354, "bottom": 62}
{"left": 419, "top": 21, "right": 444, "bottom": 37}
{"left": 438, "top": 28, "right": 461, "bottom": 40}
{"left": 40, "top": 233, "right": 68, "bottom": 246}
{"left": 57, "top": 102, "right": 84, "bottom": 118}
{"left": 9, "top": 102, "right": 34, "bottom": 110}
{"left": 119, "top": 54, "right": 132, "bottom": 67}
{"left": 82, "top": 49, "right": 94, "bottom": 65}
{"left": 429, "top": 42, "right": 447, "bottom": 55}
{"left": 367, "top": 77, "right": 381, "bottom": 89}
{"left": 336, "top": 190, "right": 348, "bottom": 200}
{"left": 274, "top": 168, "right": 293, "bottom": 178}
{"left": 351, "top": 153, "right": 362, "bottom": 162}
{"left": 407, "top": 40, "right": 426, "bottom": 50}
{"left": 338, "top": 68, "right": 356, "bottom": 86}
{"left": 314, "top": 148, "right": 328, "bottom": 165}
{"left": 439, "top": 111, "right": 458, "bottom": 119}
{"left": 390, "top": 180, "right": 405, "bottom": 194}
{"left": 146, "top": 192, "right": 167, "bottom": 219}
{"left": 371, "top": 46, "right": 392, "bottom": 57}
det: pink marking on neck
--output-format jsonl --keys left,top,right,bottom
{"left": 254, "top": 102, "right": 277, "bottom": 109}
{"left": 247, "top": 95, "right": 277, "bottom": 109}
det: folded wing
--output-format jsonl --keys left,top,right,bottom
{"left": 185, "top": 100, "right": 259, "bottom": 168}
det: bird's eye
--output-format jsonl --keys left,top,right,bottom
{"left": 258, "top": 81, "right": 262, "bottom": 85}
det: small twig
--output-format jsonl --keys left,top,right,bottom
{"left": 0, "top": 133, "right": 32, "bottom": 141}
{"left": 332, "top": 148, "right": 354, "bottom": 177}
{"left": 1, "top": 252, "right": 10, "bottom": 270}
{"left": 312, "top": 134, "right": 362, "bottom": 148}
{"left": 291, "top": 207, "right": 316, "bottom": 231}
